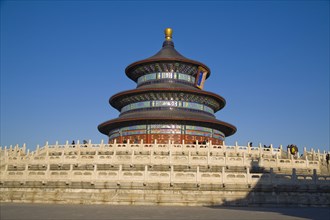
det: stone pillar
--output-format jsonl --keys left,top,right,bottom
{"left": 4, "top": 146, "right": 8, "bottom": 158}
{"left": 93, "top": 164, "right": 97, "bottom": 180}
{"left": 292, "top": 168, "right": 297, "bottom": 183}
{"left": 270, "top": 144, "right": 273, "bottom": 156}
{"left": 259, "top": 156, "right": 263, "bottom": 167}
{"left": 243, "top": 152, "right": 246, "bottom": 166}
{"left": 188, "top": 151, "right": 191, "bottom": 166}
{"left": 46, "top": 164, "right": 50, "bottom": 180}
{"left": 118, "top": 164, "right": 122, "bottom": 182}
{"left": 196, "top": 166, "right": 200, "bottom": 184}
{"left": 224, "top": 152, "right": 228, "bottom": 166}
{"left": 221, "top": 166, "right": 226, "bottom": 185}
{"left": 170, "top": 165, "right": 173, "bottom": 185}
{"left": 61, "top": 150, "right": 65, "bottom": 163}
{"left": 169, "top": 150, "right": 172, "bottom": 164}
{"left": 131, "top": 150, "right": 135, "bottom": 165}
{"left": 150, "top": 150, "right": 153, "bottom": 164}
{"left": 259, "top": 143, "right": 262, "bottom": 158}
{"left": 144, "top": 165, "right": 148, "bottom": 184}
{"left": 20, "top": 164, "right": 27, "bottom": 183}
{"left": 22, "top": 143, "right": 26, "bottom": 154}
{"left": 312, "top": 169, "right": 317, "bottom": 184}
{"left": 270, "top": 168, "right": 274, "bottom": 184}
{"left": 246, "top": 166, "right": 250, "bottom": 185}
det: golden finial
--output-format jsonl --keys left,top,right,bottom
{"left": 164, "top": 28, "right": 173, "bottom": 41}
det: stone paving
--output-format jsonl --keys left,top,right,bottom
{"left": 1, "top": 203, "right": 329, "bottom": 220}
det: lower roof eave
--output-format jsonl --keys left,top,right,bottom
{"left": 98, "top": 117, "right": 236, "bottom": 137}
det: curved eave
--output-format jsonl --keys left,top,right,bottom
{"left": 98, "top": 117, "right": 236, "bottom": 137}
{"left": 109, "top": 88, "right": 226, "bottom": 112}
{"left": 125, "top": 58, "right": 211, "bottom": 82}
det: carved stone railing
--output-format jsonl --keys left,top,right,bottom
{"left": 1, "top": 165, "right": 330, "bottom": 187}
{"left": 1, "top": 140, "right": 328, "bottom": 158}
{"left": 1, "top": 141, "right": 328, "bottom": 174}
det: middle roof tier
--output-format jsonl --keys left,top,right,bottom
{"left": 109, "top": 88, "right": 226, "bottom": 114}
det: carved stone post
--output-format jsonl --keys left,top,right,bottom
{"left": 312, "top": 169, "right": 317, "bottom": 184}
{"left": 222, "top": 166, "right": 226, "bottom": 186}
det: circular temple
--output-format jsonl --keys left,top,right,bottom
{"left": 98, "top": 29, "right": 236, "bottom": 145}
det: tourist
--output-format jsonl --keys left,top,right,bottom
{"left": 326, "top": 153, "right": 329, "bottom": 166}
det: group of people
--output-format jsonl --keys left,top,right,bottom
{"left": 71, "top": 140, "right": 89, "bottom": 147}
{"left": 192, "top": 140, "right": 209, "bottom": 145}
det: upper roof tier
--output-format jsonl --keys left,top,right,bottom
{"left": 125, "top": 28, "right": 211, "bottom": 82}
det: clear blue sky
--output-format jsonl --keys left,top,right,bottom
{"left": 1, "top": 1, "right": 329, "bottom": 152}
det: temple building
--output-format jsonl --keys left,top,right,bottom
{"left": 98, "top": 28, "right": 236, "bottom": 145}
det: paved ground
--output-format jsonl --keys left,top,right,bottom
{"left": 1, "top": 203, "right": 329, "bottom": 220}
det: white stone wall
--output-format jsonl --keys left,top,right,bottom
{"left": 1, "top": 141, "right": 329, "bottom": 206}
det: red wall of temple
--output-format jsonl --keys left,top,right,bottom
{"left": 109, "top": 134, "right": 223, "bottom": 145}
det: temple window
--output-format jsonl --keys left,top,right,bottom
{"left": 137, "top": 72, "right": 195, "bottom": 85}
{"left": 121, "top": 100, "right": 214, "bottom": 114}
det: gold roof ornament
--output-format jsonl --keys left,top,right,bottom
{"left": 164, "top": 28, "right": 173, "bottom": 41}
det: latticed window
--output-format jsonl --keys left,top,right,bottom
{"left": 121, "top": 100, "right": 214, "bottom": 114}
{"left": 137, "top": 72, "right": 195, "bottom": 85}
